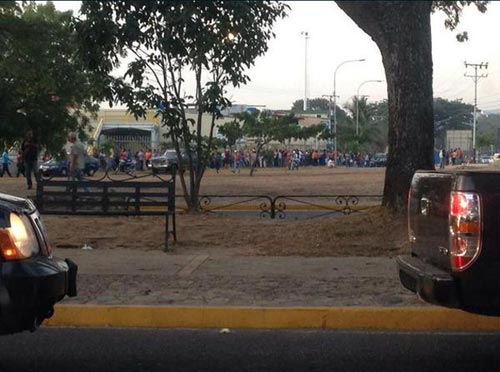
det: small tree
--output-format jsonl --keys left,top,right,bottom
{"left": 77, "top": 1, "right": 288, "bottom": 211}
{"left": 239, "top": 111, "right": 299, "bottom": 176}
{"left": 218, "top": 120, "right": 244, "bottom": 152}
{"left": 291, "top": 98, "right": 330, "bottom": 113}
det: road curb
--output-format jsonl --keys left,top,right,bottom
{"left": 45, "top": 305, "right": 500, "bottom": 331}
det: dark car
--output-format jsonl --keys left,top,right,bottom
{"left": 149, "top": 149, "right": 194, "bottom": 175}
{"left": 39, "top": 155, "right": 100, "bottom": 177}
{"left": 0, "top": 193, "right": 77, "bottom": 334}
{"left": 369, "top": 153, "right": 387, "bottom": 167}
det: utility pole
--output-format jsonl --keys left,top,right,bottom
{"left": 301, "top": 31, "right": 309, "bottom": 112}
{"left": 464, "top": 61, "right": 488, "bottom": 162}
{"left": 322, "top": 94, "right": 335, "bottom": 151}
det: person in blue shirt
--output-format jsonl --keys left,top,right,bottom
{"left": 1, "top": 149, "right": 12, "bottom": 177}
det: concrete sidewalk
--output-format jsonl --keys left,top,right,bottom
{"left": 60, "top": 249, "right": 420, "bottom": 307}
{"left": 46, "top": 249, "right": 500, "bottom": 331}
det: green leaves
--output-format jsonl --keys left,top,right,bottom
{"left": 77, "top": 1, "right": 289, "bottom": 118}
{"left": 218, "top": 120, "right": 244, "bottom": 149}
{"left": 432, "top": 1, "right": 489, "bottom": 42}
{"left": 234, "top": 110, "right": 320, "bottom": 147}
{"left": 0, "top": 2, "right": 104, "bottom": 152}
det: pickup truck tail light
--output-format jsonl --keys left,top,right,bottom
{"left": 449, "top": 191, "right": 481, "bottom": 271}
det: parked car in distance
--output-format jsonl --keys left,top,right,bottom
{"left": 369, "top": 153, "right": 387, "bottom": 167}
{"left": 149, "top": 149, "right": 193, "bottom": 175}
{"left": 479, "top": 154, "right": 493, "bottom": 164}
{"left": 39, "top": 159, "right": 68, "bottom": 177}
{"left": 83, "top": 155, "right": 100, "bottom": 176}
{"left": 0, "top": 192, "right": 77, "bottom": 335}
{"left": 39, "top": 155, "right": 100, "bottom": 177}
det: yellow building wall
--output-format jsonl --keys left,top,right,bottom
{"left": 97, "top": 109, "right": 161, "bottom": 125}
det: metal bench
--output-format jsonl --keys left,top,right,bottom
{"left": 35, "top": 173, "right": 176, "bottom": 251}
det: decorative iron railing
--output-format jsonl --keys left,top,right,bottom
{"left": 179, "top": 194, "right": 382, "bottom": 220}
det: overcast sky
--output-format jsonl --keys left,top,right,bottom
{"left": 53, "top": 1, "right": 500, "bottom": 111}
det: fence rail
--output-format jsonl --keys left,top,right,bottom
{"left": 177, "top": 194, "right": 383, "bottom": 219}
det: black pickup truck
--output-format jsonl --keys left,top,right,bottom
{"left": 397, "top": 169, "right": 500, "bottom": 315}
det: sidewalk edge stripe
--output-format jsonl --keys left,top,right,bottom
{"left": 44, "top": 306, "right": 500, "bottom": 331}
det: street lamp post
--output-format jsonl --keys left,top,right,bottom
{"left": 333, "top": 59, "right": 365, "bottom": 157}
{"left": 301, "top": 31, "right": 309, "bottom": 112}
{"left": 356, "top": 80, "right": 383, "bottom": 136}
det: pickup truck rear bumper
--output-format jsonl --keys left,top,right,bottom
{"left": 397, "top": 255, "right": 460, "bottom": 308}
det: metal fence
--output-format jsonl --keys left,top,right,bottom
{"left": 177, "top": 194, "right": 382, "bottom": 220}
{"left": 99, "top": 134, "right": 152, "bottom": 153}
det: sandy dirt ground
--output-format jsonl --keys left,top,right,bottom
{"left": 3, "top": 165, "right": 487, "bottom": 306}
{"left": 0, "top": 167, "right": 407, "bottom": 257}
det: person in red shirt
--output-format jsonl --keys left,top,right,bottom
{"left": 233, "top": 151, "right": 241, "bottom": 174}
{"left": 145, "top": 149, "right": 152, "bottom": 168}
{"left": 16, "top": 150, "right": 25, "bottom": 177}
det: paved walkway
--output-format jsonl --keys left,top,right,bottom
{"left": 50, "top": 249, "right": 500, "bottom": 332}
{"left": 60, "top": 249, "right": 423, "bottom": 308}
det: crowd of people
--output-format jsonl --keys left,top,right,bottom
{"left": 438, "top": 147, "right": 465, "bottom": 168}
{"left": 88, "top": 147, "right": 387, "bottom": 174}
{"left": 207, "top": 148, "right": 387, "bottom": 172}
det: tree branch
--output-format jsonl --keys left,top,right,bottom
{"left": 128, "top": 47, "right": 164, "bottom": 92}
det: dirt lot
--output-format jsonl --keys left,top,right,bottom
{"left": 0, "top": 167, "right": 409, "bottom": 257}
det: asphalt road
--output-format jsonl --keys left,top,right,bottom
{"left": 1, "top": 327, "right": 500, "bottom": 371}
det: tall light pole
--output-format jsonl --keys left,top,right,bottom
{"left": 301, "top": 31, "right": 309, "bottom": 112}
{"left": 356, "top": 79, "right": 383, "bottom": 136}
{"left": 333, "top": 59, "right": 365, "bottom": 156}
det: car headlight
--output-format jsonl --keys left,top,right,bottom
{"left": 0, "top": 212, "right": 40, "bottom": 260}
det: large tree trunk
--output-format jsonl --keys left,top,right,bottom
{"left": 336, "top": 1, "right": 435, "bottom": 213}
